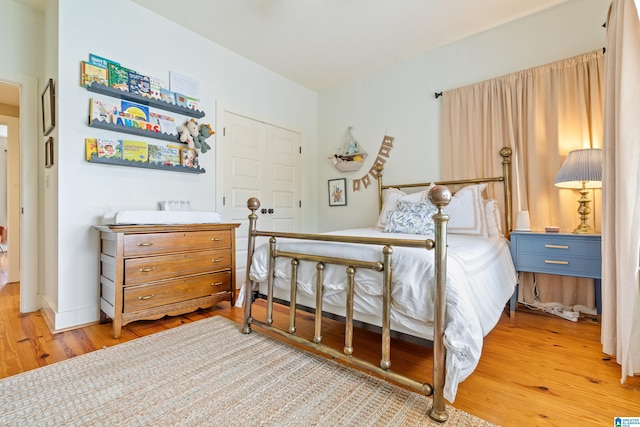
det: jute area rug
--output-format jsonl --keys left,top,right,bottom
{"left": 0, "top": 316, "right": 495, "bottom": 426}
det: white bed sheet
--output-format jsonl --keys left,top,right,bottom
{"left": 238, "top": 228, "right": 516, "bottom": 402}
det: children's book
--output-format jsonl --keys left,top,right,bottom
{"left": 97, "top": 139, "right": 122, "bottom": 159}
{"left": 85, "top": 138, "right": 98, "bottom": 161}
{"left": 150, "top": 112, "right": 177, "bottom": 135}
{"left": 128, "top": 71, "right": 151, "bottom": 97}
{"left": 148, "top": 144, "right": 180, "bottom": 166}
{"left": 122, "top": 140, "right": 148, "bottom": 162}
{"left": 121, "top": 101, "right": 150, "bottom": 122}
{"left": 148, "top": 76, "right": 166, "bottom": 100}
{"left": 175, "top": 93, "right": 188, "bottom": 108}
{"left": 81, "top": 61, "right": 108, "bottom": 88}
{"left": 160, "top": 88, "right": 176, "bottom": 105}
{"left": 89, "top": 98, "right": 119, "bottom": 123}
{"left": 186, "top": 97, "right": 200, "bottom": 111}
{"left": 108, "top": 63, "right": 131, "bottom": 92}
{"left": 181, "top": 148, "right": 199, "bottom": 168}
{"left": 88, "top": 54, "right": 117, "bottom": 69}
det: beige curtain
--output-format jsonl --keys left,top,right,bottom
{"left": 441, "top": 50, "right": 604, "bottom": 311}
{"left": 602, "top": 0, "right": 640, "bottom": 380}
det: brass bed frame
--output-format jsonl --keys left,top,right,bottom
{"left": 241, "top": 147, "right": 512, "bottom": 422}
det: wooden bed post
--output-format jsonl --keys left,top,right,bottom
{"left": 242, "top": 198, "right": 260, "bottom": 334}
{"left": 428, "top": 185, "right": 452, "bottom": 423}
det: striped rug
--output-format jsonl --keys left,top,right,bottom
{"left": 0, "top": 316, "right": 495, "bottom": 426}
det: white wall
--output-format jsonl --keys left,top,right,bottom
{"left": 316, "top": 0, "right": 610, "bottom": 232}
{"left": 50, "top": 0, "right": 317, "bottom": 329}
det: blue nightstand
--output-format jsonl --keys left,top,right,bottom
{"left": 510, "top": 231, "right": 602, "bottom": 314}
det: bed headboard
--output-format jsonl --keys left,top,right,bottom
{"left": 376, "top": 147, "right": 513, "bottom": 238}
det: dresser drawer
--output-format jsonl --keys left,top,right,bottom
{"left": 123, "top": 271, "right": 232, "bottom": 312}
{"left": 124, "top": 230, "right": 231, "bottom": 257}
{"left": 124, "top": 249, "right": 232, "bottom": 285}
{"left": 513, "top": 234, "right": 601, "bottom": 258}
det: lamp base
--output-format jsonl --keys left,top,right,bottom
{"left": 573, "top": 223, "right": 596, "bottom": 234}
{"left": 573, "top": 185, "right": 596, "bottom": 234}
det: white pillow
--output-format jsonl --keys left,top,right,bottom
{"left": 484, "top": 198, "right": 503, "bottom": 237}
{"left": 376, "top": 188, "right": 428, "bottom": 229}
{"left": 442, "top": 184, "right": 488, "bottom": 237}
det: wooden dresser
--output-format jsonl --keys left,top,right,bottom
{"left": 95, "top": 223, "right": 240, "bottom": 338}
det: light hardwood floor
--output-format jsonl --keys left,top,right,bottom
{"left": 1, "top": 266, "right": 638, "bottom": 426}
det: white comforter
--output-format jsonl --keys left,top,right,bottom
{"left": 238, "top": 228, "right": 516, "bottom": 402}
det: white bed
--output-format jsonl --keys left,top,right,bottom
{"left": 238, "top": 227, "right": 516, "bottom": 401}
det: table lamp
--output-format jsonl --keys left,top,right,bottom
{"left": 554, "top": 148, "right": 602, "bottom": 234}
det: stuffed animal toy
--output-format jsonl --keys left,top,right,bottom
{"left": 176, "top": 123, "right": 195, "bottom": 149}
{"left": 196, "top": 123, "right": 214, "bottom": 153}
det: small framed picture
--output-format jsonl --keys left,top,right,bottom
{"left": 328, "top": 178, "right": 347, "bottom": 206}
{"left": 45, "top": 137, "right": 54, "bottom": 168}
{"left": 41, "top": 78, "right": 55, "bottom": 136}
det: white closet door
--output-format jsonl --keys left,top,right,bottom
{"left": 222, "top": 111, "right": 301, "bottom": 290}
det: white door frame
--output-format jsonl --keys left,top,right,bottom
{"left": 1, "top": 72, "right": 40, "bottom": 312}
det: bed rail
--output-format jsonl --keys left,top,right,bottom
{"left": 242, "top": 185, "right": 452, "bottom": 422}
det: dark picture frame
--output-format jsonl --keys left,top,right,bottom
{"left": 328, "top": 178, "right": 347, "bottom": 206}
{"left": 41, "top": 78, "right": 55, "bottom": 136}
{"left": 45, "top": 137, "right": 54, "bottom": 168}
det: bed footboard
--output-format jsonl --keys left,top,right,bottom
{"left": 242, "top": 186, "right": 452, "bottom": 422}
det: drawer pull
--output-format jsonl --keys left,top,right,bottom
{"left": 545, "top": 244, "right": 569, "bottom": 249}
{"left": 211, "top": 282, "right": 224, "bottom": 287}
{"left": 137, "top": 294, "right": 155, "bottom": 300}
{"left": 211, "top": 258, "right": 224, "bottom": 263}
{"left": 137, "top": 242, "right": 154, "bottom": 247}
{"left": 211, "top": 237, "right": 224, "bottom": 241}
{"left": 544, "top": 260, "right": 569, "bottom": 265}
{"left": 139, "top": 267, "right": 156, "bottom": 273}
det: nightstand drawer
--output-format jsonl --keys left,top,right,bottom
{"left": 514, "top": 234, "right": 600, "bottom": 258}
{"left": 513, "top": 253, "right": 601, "bottom": 278}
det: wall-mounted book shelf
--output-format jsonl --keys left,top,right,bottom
{"left": 89, "top": 119, "right": 183, "bottom": 143}
{"left": 88, "top": 154, "right": 205, "bottom": 174}
{"left": 86, "top": 83, "right": 205, "bottom": 119}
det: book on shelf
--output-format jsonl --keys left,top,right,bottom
{"left": 121, "top": 101, "right": 150, "bottom": 122}
{"left": 148, "top": 76, "right": 166, "bottom": 100}
{"left": 128, "top": 71, "right": 151, "bottom": 97}
{"left": 88, "top": 54, "right": 117, "bottom": 69}
{"left": 122, "top": 140, "right": 149, "bottom": 162}
{"left": 108, "top": 63, "right": 132, "bottom": 92}
{"left": 85, "top": 138, "right": 98, "bottom": 161}
{"left": 186, "top": 97, "right": 200, "bottom": 111}
{"left": 81, "top": 61, "right": 108, "bottom": 88}
{"left": 148, "top": 144, "right": 180, "bottom": 166}
{"left": 181, "top": 148, "right": 199, "bottom": 168}
{"left": 89, "top": 98, "right": 119, "bottom": 124}
{"left": 160, "top": 88, "right": 176, "bottom": 105}
{"left": 175, "top": 93, "right": 188, "bottom": 108}
{"left": 150, "top": 112, "right": 177, "bottom": 135}
{"left": 97, "top": 139, "right": 122, "bottom": 159}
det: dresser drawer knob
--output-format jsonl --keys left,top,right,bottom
{"left": 211, "top": 237, "right": 223, "bottom": 241}
{"left": 211, "top": 282, "right": 224, "bottom": 287}
{"left": 138, "top": 294, "right": 155, "bottom": 300}
{"left": 211, "top": 258, "right": 224, "bottom": 263}
{"left": 544, "top": 260, "right": 569, "bottom": 265}
{"left": 137, "top": 242, "right": 154, "bottom": 247}
{"left": 545, "top": 244, "right": 569, "bottom": 249}
{"left": 139, "top": 267, "right": 156, "bottom": 272}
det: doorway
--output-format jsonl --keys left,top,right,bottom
{"left": 218, "top": 109, "right": 302, "bottom": 290}
{"left": 0, "top": 75, "right": 40, "bottom": 313}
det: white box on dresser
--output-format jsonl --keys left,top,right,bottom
{"left": 95, "top": 223, "right": 240, "bottom": 338}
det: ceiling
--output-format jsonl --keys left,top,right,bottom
{"left": 130, "top": 0, "right": 570, "bottom": 90}
{"left": 2, "top": 0, "right": 570, "bottom": 105}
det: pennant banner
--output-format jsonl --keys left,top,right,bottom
{"left": 352, "top": 135, "right": 394, "bottom": 192}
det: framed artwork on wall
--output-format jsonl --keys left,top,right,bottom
{"left": 45, "top": 137, "right": 54, "bottom": 168}
{"left": 328, "top": 178, "right": 347, "bottom": 206}
{"left": 41, "top": 78, "right": 55, "bottom": 136}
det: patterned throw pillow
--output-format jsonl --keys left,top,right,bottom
{"left": 383, "top": 210, "right": 435, "bottom": 235}
{"left": 396, "top": 200, "right": 438, "bottom": 217}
